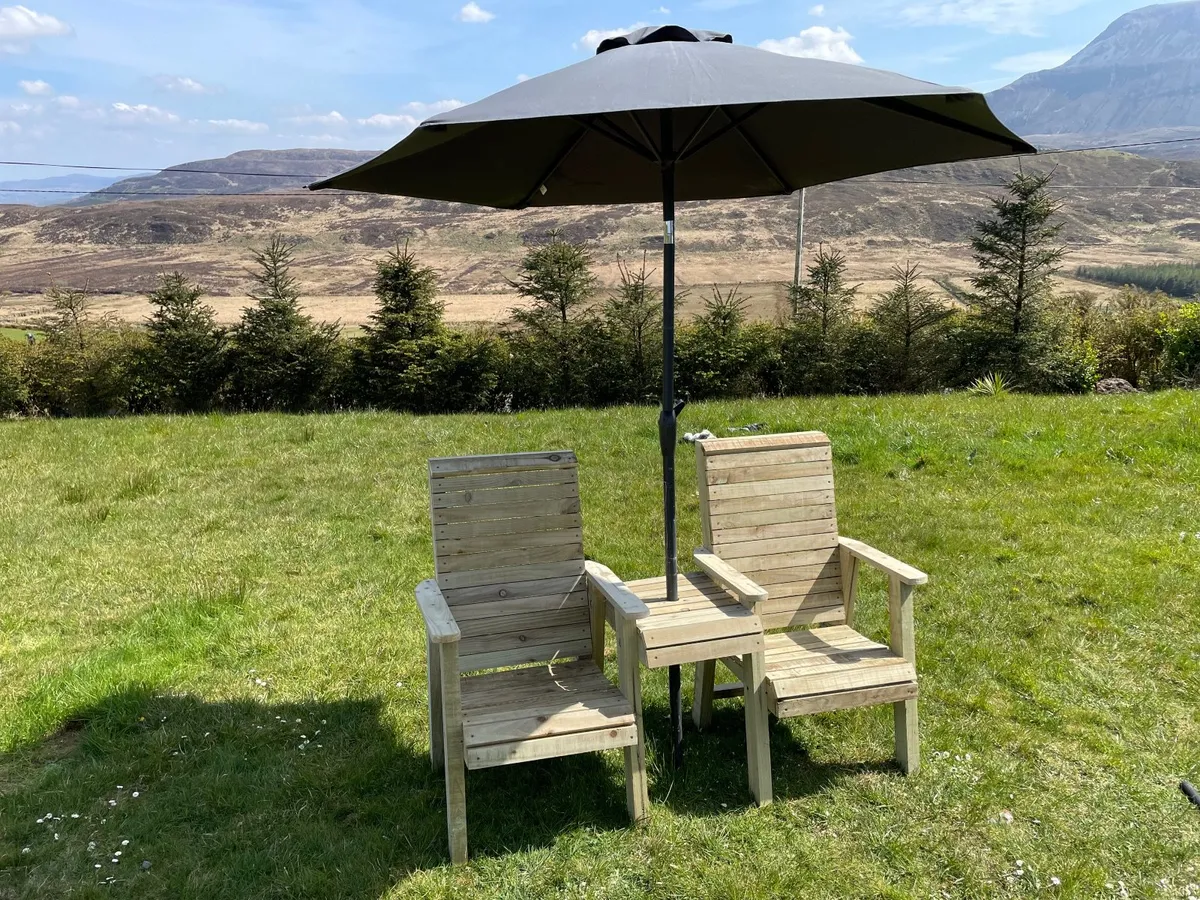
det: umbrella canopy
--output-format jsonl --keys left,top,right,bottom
{"left": 312, "top": 25, "right": 1034, "bottom": 769}
{"left": 311, "top": 24, "right": 1032, "bottom": 205}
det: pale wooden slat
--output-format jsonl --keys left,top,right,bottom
{"left": 432, "top": 496, "right": 581, "bottom": 525}
{"left": 437, "top": 559, "right": 585, "bottom": 591}
{"left": 704, "top": 444, "right": 832, "bottom": 471}
{"left": 416, "top": 579, "right": 461, "bottom": 644}
{"left": 444, "top": 574, "right": 585, "bottom": 606}
{"left": 760, "top": 605, "right": 846, "bottom": 630}
{"left": 458, "top": 622, "right": 592, "bottom": 658}
{"left": 465, "top": 701, "right": 633, "bottom": 748}
{"left": 693, "top": 549, "right": 767, "bottom": 603}
{"left": 429, "top": 450, "right": 576, "bottom": 476}
{"left": 637, "top": 603, "right": 757, "bottom": 631}
{"left": 840, "top": 537, "right": 929, "bottom": 586}
{"left": 639, "top": 611, "right": 762, "bottom": 649}
{"left": 717, "top": 531, "right": 840, "bottom": 561}
{"left": 438, "top": 640, "right": 467, "bottom": 863}
{"left": 765, "top": 624, "right": 872, "bottom": 651}
{"left": 435, "top": 513, "right": 583, "bottom": 542}
{"left": 458, "top": 605, "right": 590, "bottom": 640}
{"left": 643, "top": 633, "right": 765, "bottom": 669}
{"left": 437, "top": 527, "right": 584, "bottom": 558}
{"left": 431, "top": 467, "right": 577, "bottom": 493}
{"left": 707, "top": 474, "right": 835, "bottom": 502}
{"left": 750, "top": 560, "right": 840, "bottom": 586}
{"left": 459, "top": 638, "right": 594, "bottom": 672}
{"left": 774, "top": 681, "right": 917, "bottom": 717}
{"left": 709, "top": 502, "right": 836, "bottom": 534}
{"left": 708, "top": 490, "right": 835, "bottom": 520}
{"left": 769, "top": 664, "right": 915, "bottom": 701}
{"left": 466, "top": 724, "right": 639, "bottom": 770}
{"left": 450, "top": 590, "right": 588, "bottom": 623}
{"left": 759, "top": 575, "right": 842, "bottom": 600}
{"left": 707, "top": 460, "right": 833, "bottom": 486}
{"left": 699, "top": 432, "right": 830, "bottom": 456}
{"left": 725, "top": 545, "right": 841, "bottom": 575}
{"left": 711, "top": 517, "right": 837, "bottom": 546}
{"left": 759, "top": 590, "right": 845, "bottom": 623}
{"left": 460, "top": 660, "right": 614, "bottom": 711}
{"left": 584, "top": 561, "right": 651, "bottom": 620}
{"left": 436, "top": 541, "right": 584, "bottom": 574}
{"left": 431, "top": 482, "right": 579, "bottom": 510}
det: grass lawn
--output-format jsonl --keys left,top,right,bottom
{"left": 0, "top": 328, "right": 36, "bottom": 342}
{"left": 1, "top": 394, "right": 1198, "bottom": 899}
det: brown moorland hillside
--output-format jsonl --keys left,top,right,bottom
{"left": 3, "top": 150, "right": 1200, "bottom": 327}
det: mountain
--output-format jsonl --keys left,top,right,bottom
{"left": 0, "top": 173, "right": 132, "bottom": 207}
{"left": 78, "top": 149, "right": 377, "bottom": 204}
{"left": 988, "top": 1, "right": 1200, "bottom": 155}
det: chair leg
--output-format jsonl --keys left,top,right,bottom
{"left": 427, "top": 636, "right": 444, "bottom": 771}
{"left": 590, "top": 584, "right": 607, "bottom": 668}
{"left": 894, "top": 698, "right": 920, "bottom": 775}
{"left": 618, "top": 618, "right": 650, "bottom": 822}
{"left": 692, "top": 659, "right": 716, "bottom": 730}
{"left": 438, "top": 642, "right": 468, "bottom": 863}
{"left": 742, "top": 650, "right": 773, "bottom": 807}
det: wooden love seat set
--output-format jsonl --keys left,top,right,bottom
{"left": 416, "top": 432, "right": 928, "bottom": 862}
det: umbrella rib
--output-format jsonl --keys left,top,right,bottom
{"left": 723, "top": 107, "right": 792, "bottom": 192}
{"left": 627, "top": 112, "right": 662, "bottom": 163}
{"left": 675, "top": 108, "right": 719, "bottom": 162}
{"left": 516, "top": 127, "right": 589, "bottom": 208}
{"left": 676, "top": 104, "right": 766, "bottom": 163}
{"left": 865, "top": 97, "right": 1032, "bottom": 152}
{"left": 571, "top": 116, "right": 659, "bottom": 163}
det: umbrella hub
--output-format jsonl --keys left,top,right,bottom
{"left": 596, "top": 25, "right": 732, "bottom": 54}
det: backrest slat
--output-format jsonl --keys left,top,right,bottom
{"left": 429, "top": 451, "right": 591, "bottom": 672}
{"left": 698, "top": 432, "right": 845, "bottom": 629}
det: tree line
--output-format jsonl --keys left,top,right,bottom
{"left": 1, "top": 172, "right": 1198, "bottom": 418}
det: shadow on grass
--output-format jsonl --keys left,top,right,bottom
{"left": 0, "top": 687, "right": 634, "bottom": 897}
{"left": 641, "top": 701, "right": 895, "bottom": 815}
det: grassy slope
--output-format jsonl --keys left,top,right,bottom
{"left": 0, "top": 328, "right": 34, "bottom": 342}
{"left": 0, "top": 394, "right": 1198, "bottom": 899}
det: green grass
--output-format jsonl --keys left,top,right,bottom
{"left": 1, "top": 394, "right": 1199, "bottom": 899}
{"left": 0, "top": 328, "right": 37, "bottom": 343}
{"left": 1077, "top": 262, "right": 1200, "bottom": 298}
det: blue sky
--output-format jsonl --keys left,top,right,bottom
{"left": 0, "top": 0, "right": 1166, "bottom": 174}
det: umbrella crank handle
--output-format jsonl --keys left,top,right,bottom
{"left": 658, "top": 400, "right": 687, "bottom": 453}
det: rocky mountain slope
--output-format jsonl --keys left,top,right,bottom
{"left": 988, "top": 0, "right": 1200, "bottom": 154}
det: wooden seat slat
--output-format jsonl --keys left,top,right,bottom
{"left": 432, "top": 495, "right": 581, "bottom": 525}
{"left": 429, "top": 450, "right": 576, "bottom": 476}
{"left": 431, "top": 481, "right": 580, "bottom": 510}
{"left": 436, "top": 540, "right": 585, "bottom": 574}
{"left": 431, "top": 467, "right": 578, "bottom": 493}
{"left": 435, "top": 513, "right": 583, "bottom": 541}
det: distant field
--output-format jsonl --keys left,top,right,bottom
{"left": 1077, "top": 262, "right": 1200, "bottom": 298}
{"left": 1, "top": 327, "right": 36, "bottom": 342}
{"left": 1, "top": 393, "right": 1197, "bottom": 898}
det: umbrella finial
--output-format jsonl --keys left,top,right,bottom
{"left": 596, "top": 25, "right": 733, "bottom": 54}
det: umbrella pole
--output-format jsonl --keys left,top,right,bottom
{"left": 659, "top": 110, "right": 685, "bottom": 770}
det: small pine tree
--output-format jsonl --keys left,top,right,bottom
{"left": 228, "top": 235, "right": 340, "bottom": 411}
{"left": 603, "top": 253, "right": 663, "bottom": 402}
{"left": 968, "top": 170, "right": 1066, "bottom": 377}
{"left": 144, "top": 272, "right": 226, "bottom": 412}
{"left": 508, "top": 231, "right": 597, "bottom": 406}
{"left": 366, "top": 242, "right": 443, "bottom": 342}
{"left": 791, "top": 244, "right": 858, "bottom": 335}
{"left": 870, "top": 262, "right": 951, "bottom": 391}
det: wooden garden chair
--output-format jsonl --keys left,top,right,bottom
{"left": 690, "top": 432, "right": 928, "bottom": 797}
{"left": 416, "top": 450, "right": 651, "bottom": 864}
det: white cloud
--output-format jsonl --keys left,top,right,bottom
{"left": 900, "top": 0, "right": 1087, "bottom": 36}
{"left": 286, "top": 109, "right": 347, "bottom": 126}
{"left": 53, "top": 94, "right": 79, "bottom": 109}
{"left": 18, "top": 78, "right": 51, "bottom": 95}
{"left": 576, "top": 22, "right": 649, "bottom": 51}
{"left": 5, "top": 100, "right": 40, "bottom": 115}
{"left": 809, "top": 4, "right": 825, "bottom": 15}
{"left": 0, "top": 119, "right": 20, "bottom": 134}
{"left": 208, "top": 118, "right": 268, "bottom": 133}
{"left": 154, "top": 75, "right": 214, "bottom": 94}
{"left": 110, "top": 102, "right": 180, "bottom": 125}
{"left": 0, "top": 5, "right": 69, "bottom": 39}
{"left": 358, "top": 112, "right": 420, "bottom": 129}
{"left": 404, "top": 99, "right": 463, "bottom": 116}
{"left": 457, "top": 2, "right": 494, "bottom": 23}
{"left": 656, "top": 6, "right": 671, "bottom": 13}
{"left": 992, "top": 46, "right": 1078, "bottom": 73}
{"left": 758, "top": 26, "right": 862, "bottom": 64}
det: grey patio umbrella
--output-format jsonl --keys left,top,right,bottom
{"left": 311, "top": 24, "right": 1035, "bottom": 767}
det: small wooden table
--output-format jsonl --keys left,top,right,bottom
{"left": 622, "top": 572, "right": 764, "bottom": 669}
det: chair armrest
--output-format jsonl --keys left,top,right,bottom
{"left": 693, "top": 548, "right": 768, "bottom": 606}
{"left": 585, "top": 561, "right": 650, "bottom": 620}
{"left": 838, "top": 537, "right": 928, "bottom": 586}
{"left": 416, "top": 579, "right": 461, "bottom": 643}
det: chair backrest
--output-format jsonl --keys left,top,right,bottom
{"left": 429, "top": 450, "right": 590, "bottom": 673}
{"left": 696, "top": 432, "right": 844, "bottom": 630}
